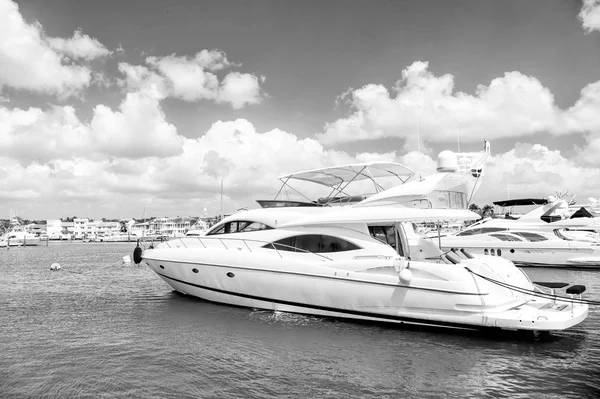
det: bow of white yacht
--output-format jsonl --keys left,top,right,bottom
{"left": 142, "top": 206, "right": 588, "bottom": 333}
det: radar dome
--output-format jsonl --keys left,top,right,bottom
{"left": 436, "top": 150, "right": 458, "bottom": 172}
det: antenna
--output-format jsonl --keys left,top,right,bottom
{"left": 416, "top": 113, "right": 420, "bottom": 153}
{"left": 220, "top": 178, "right": 224, "bottom": 219}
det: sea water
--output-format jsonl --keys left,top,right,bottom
{"left": 1, "top": 243, "right": 599, "bottom": 398}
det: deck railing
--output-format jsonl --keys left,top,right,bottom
{"left": 161, "top": 236, "right": 334, "bottom": 261}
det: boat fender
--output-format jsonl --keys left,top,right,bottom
{"left": 50, "top": 263, "right": 61, "bottom": 271}
{"left": 133, "top": 241, "right": 143, "bottom": 265}
{"left": 399, "top": 268, "right": 412, "bottom": 284}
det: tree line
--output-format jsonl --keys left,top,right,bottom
{"left": 468, "top": 204, "right": 495, "bottom": 219}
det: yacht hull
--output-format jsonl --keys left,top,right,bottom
{"left": 440, "top": 243, "right": 600, "bottom": 269}
{"left": 144, "top": 249, "right": 587, "bottom": 332}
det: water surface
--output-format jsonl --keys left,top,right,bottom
{"left": 1, "top": 243, "right": 599, "bottom": 398}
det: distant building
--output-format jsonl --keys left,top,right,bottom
{"left": 96, "top": 221, "right": 120, "bottom": 237}
{"left": 149, "top": 216, "right": 195, "bottom": 237}
{"left": 46, "top": 220, "right": 66, "bottom": 239}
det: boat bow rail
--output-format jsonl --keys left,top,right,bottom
{"left": 148, "top": 236, "right": 335, "bottom": 261}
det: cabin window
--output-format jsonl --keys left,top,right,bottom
{"left": 511, "top": 232, "right": 548, "bottom": 242}
{"left": 206, "top": 221, "right": 272, "bottom": 236}
{"left": 484, "top": 248, "right": 489, "bottom": 255}
{"left": 263, "top": 234, "right": 361, "bottom": 253}
{"left": 490, "top": 233, "right": 522, "bottom": 242}
{"left": 490, "top": 249, "right": 495, "bottom": 256}
{"left": 457, "top": 227, "right": 507, "bottom": 236}
{"left": 368, "top": 226, "right": 396, "bottom": 248}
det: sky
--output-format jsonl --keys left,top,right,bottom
{"left": 1, "top": 0, "right": 600, "bottom": 220}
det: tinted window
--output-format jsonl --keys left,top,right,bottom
{"left": 490, "top": 233, "right": 522, "bottom": 242}
{"left": 512, "top": 232, "right": 548, "bottom": 242}
{"left": 207, "top": 221, "right": 272, "bottom": 236}
{"left": 264, "top": 235, "right": 360, "bottom": 253}
{"left": 368, "top": 226, "right": 396, "bottom": 248}
{"left": 457, "top": 227, "right": 507, "bottom": 236}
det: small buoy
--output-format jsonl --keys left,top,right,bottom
{"left": 133, "top": 242, "right": 143, "bottom": 265}
{"left": 122, "top": 255, "right": 132, "bottom": 264}
{"left": 399, "top": 268, "right": 412, "bottom": 284}
{"left": 50, "top": 263, "right": 61, "bottom": 271}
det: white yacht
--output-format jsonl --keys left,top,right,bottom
{"left": 441, "top": 197, "right": 600, "bottom": 268}
{"left": 141, "top": 206, "right": 588, "bottom": 333}
{"left": 1, "top": 217, "right": 40, "bottom": 246}
{"left": 0, "top": 237, "right": 23, "bottom": 248}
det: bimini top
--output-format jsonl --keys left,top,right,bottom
{"left": 278, "top": 162, "right": 415, "bottom": 188}
{"left": 257, "top": 162, "right": 416, "bottom": 208}
{"left": 493, "top": 198, "right": 549, "bottom": 207}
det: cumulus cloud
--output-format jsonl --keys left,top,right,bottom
{"left": 217, "top": 72, "right": 263, "bottom": 109}
{"left": 90, "top": 92, "right": 183, "bottom": 159}
{"left": 0, "top": 119, "right": 354, "bottom": 217}
{"left": 579, "top": 0, "right": 600, "bottom": 33}
{"left": 476, "top": 143, "right": 600, "bottom": 205}
{"left": 0, "top": 91, "right": 183, "bottom": 163}
{"left": 47, "top": 29, "right": 112, "bottom": 60}
{"left": 117, "top": 63, "right": 168, "bottom": 99}
{"left": 2, "top": 111, "right": 600, "bottom": 219}
{"left": 0, "top": 0, "right": 108, "bottom": 97}
{"left": 317, "top": 61, "right": 600, "bottom": 146}
{"left": 146, "top": 53, "right": 221, "bottom": 101}
{"left": 117, "top": 50, "right": 264, "bottom": 108}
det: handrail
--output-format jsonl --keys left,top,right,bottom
{"left": 162, "top": 236, "right": 334, "bottom": 261}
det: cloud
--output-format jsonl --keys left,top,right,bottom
{"left": 2, "top": 110, "right": 600, "bottom": 219}
{"left": 579, "top": 0, "right": 600, "bottom": 33}
{"left": 47, "top": 29, "right": 112, "bottom": 60}
{"left": 128, "top": 50, "right": 264, "bottom": 108}
{"left": 217, "top": 72, "right": 262, "bottom": 109}
{"left": 317, "top": 61, "right": 600, "bottom": 146}
{"left": 476, "top": 143, "right": 600, "bottom": 205}
{"left": 146, "top": 53, "right": 220, "bottom": 102}
{"left": 0, "top": 0, "right": 106, "bottom": 97}
{"left": 0, "top": 91, "right": 183, "bottom": 163}
{"left": 90, "top": 92, "right": 184, "bottom": 159}
{"left": 117, "top": 62, "right": 169, "bottom": 100}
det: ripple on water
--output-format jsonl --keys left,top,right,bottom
{"left": 1, "top": 244, "right": 599, "bottom": 398}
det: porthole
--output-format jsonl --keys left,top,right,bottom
{"left": 510, "top": 249, "right": 515, "bottom": 253}
{"left": 159, "top": 265, "right": 164, "bottom": 269}
{"left": 491, "top": 249, "right": 495, "bottom": 256}
{"left": 192, "top": 268, "right": 199, "bottom": 273}
{"left": 497, "top": 249, "right": 502, "bottom": 256}
{"left": 227, "top": 272, "right": 235, "bottom": 278}
{"left": 484, "top": 249, "right": 489, "bottom": 255}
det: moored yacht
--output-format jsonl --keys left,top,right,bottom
{"left": 1, "top": 217, "right": 40, "bottom": 246}
{"left": 141, "top": 206, "right": 588, "bottom": 333}
{"left": 440, "top": 197, "right": 600, "bottom": 268}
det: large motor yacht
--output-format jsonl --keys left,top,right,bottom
{"left": 440, "top": 197, "right": 600, "bottom": 268}
{"left": 141, "top": 206, "right": 588, "bottom": 333}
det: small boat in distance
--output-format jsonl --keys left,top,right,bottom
{"left": 1, "top": 215, "right": 40, "bottom": 246}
